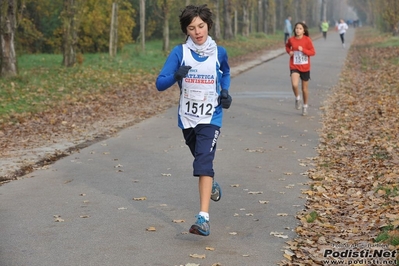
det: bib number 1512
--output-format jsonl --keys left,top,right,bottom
{"left": 185, "top": 101, "right": 213, "bottom": 116}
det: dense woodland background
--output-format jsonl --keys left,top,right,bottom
{"left": 0, "top": 0, "right": 398, "bottom": 77}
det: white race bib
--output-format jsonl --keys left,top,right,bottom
{"left": 293, "top": 51, "right": 308, "bottom": 65}
{"left": 182, "top": 89, "right": 216, "bottom": 118}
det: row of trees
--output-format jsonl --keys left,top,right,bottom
{"left": 1, "top": 0, "right": 398, "bottom": 78}
{"left": 348, "top": 0, "right": 399, "bottom": 35}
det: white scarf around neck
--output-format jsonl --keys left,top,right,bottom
{"left": 186, "top": 36, "right": 217, "bottom": 57}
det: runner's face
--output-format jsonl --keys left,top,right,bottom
{"left": 187, "top": 16, "right": 208, "bottom": 45}
{"left": 295, "top": 24, "right": 304, "bottom": 37}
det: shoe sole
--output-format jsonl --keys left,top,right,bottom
{"left": 211, "top": 192, "right": 220, "bottom": 201}
{"left": 189, "top": 226, "right": 209, "bottom": 236}
{"left": 211, "top": 183, "right": 221, "bottom": 202}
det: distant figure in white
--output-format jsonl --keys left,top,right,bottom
{"left": 337, "top": 19, "right": 349, "bottom": 48}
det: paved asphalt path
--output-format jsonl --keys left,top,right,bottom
{"left": 0, "top": 29, "right": 354, "bottom": 266}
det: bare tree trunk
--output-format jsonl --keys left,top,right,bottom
{"left": 139, "top": 0, "right": 145, "bottom": 52}
{"left": 161, "top": 0, "right": 170, "bottom": 52}
{"left": 250, "top": 5, "right": 255, "bottom": 33}
{"left": 313, "top": 0, "right": 320, "bottom": 26}
{"left": 109, "top": 2, "right": 118, "bottom": 57}
{"left": 263, "top": 0, "right": 268, "bottom": 33}
{"left": 278, "top": 0, "right": 283, "bottom": 30}
{"left": 213, "top": 0, "right": 221, "bottom": 40}
{"left": 270, "top": 0, "right": 277, "bottom": 34}
{"left": 234, "top": 8, "right": 237, "bottom": 37}
{"left": 62, "top": 0, "right": 78, "bottom": 67}
{"left": 258, "top": 0, "right": 263, "bottom": 32}
{"left": 242, "top": 5, "right": 249, "bottom": 36}
{"left": 321, "top": 0, "right": 327, "bottom": 21}
{"left": 223, "top": 0, "right": 233, "bottom": 39}
{"left": 0, "top": 0, "right": 17, "bottom": 77}
{"left": 162, "top": 15, "right": 169, "bottom": 51}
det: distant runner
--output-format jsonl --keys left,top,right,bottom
{"left": 285, "top": 22, "right": 316, "bottom": 116}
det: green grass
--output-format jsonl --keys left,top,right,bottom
{"left": 219, "top": 32, "right": 283, "bottom": 58}
{"left": 355, "top": 26, "right": 399, "bottom": 48}
{"left": 375, "top": 185, "right": 399, "bottom": 197}
{"left": 375, "top": 36, "right": 399, "bottom": 48}
{"left": 306, "top": 210, "right": 318, "bottom": 223}
{"left": 375, "top": 225, "right": 399, "bottom": 246}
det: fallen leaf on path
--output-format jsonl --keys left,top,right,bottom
{"left": 133, "top": 197, "right": 147, "bottom": 201}
{"left": 248, "top": 191, "right": 263, "bottom": 194}
{"left": 270, "top": 232, "right": 288, "bottom": 239}
{"left": 53, "top": 215, "right": 64, "bottom": 222}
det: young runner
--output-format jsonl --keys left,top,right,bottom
{"left": 285, "top": 22, "right": 316, "bottom": 116}
{"left": 155, "top": 4, "right": 232, "bottom": 236}
{"left": 337, "top": 19, "right": 349, "bottom": 48}
{"left": 321, "top": 20, "right": 329, "bottom": 40}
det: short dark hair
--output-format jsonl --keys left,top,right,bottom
{"left": 179, "top": 4, "right": 213, "bottom": 35}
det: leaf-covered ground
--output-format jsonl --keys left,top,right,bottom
{"left": 280, "top": 29, "right": 399, "bottom": 265}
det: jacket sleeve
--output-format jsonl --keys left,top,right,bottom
{"left": 218, "top": 46, "right": 230, "bottom": 91}
{"left": 285, "top": 38, "right": 292, "bottom": 53}
{"left": 155, "top": 45, "right": 183, "bottom": 91}
{"left": 303, "top": 37, "right": 316, "bottom": 57}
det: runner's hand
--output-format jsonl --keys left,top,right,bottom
{"left": 174, "top": 65, "right": 192, "bottom": 81}
{"left": 220, "top": 89, "right": 232, "bottom": 109}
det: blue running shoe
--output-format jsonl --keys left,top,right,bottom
{"left": 211, "top": 181, "right": 221, "bottom": 202}
{"left": 189, "top": 215, "right": 210, "bottom": 236}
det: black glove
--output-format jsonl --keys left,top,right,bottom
{"left": 174, "top": 65, "right": 192, "bottom": 81}
{"left": 220, "top": 89, "right": 232, "bottom": 109}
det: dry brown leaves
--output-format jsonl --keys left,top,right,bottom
{"left": 280, "top": 29, "right": 399, "bottom": 265}
{"left": 0, "top": 73, "right": 179, "bottom": 181}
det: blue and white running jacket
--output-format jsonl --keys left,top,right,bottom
{"left": 156, "top": 44, "right": 230, "bottom": 129}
